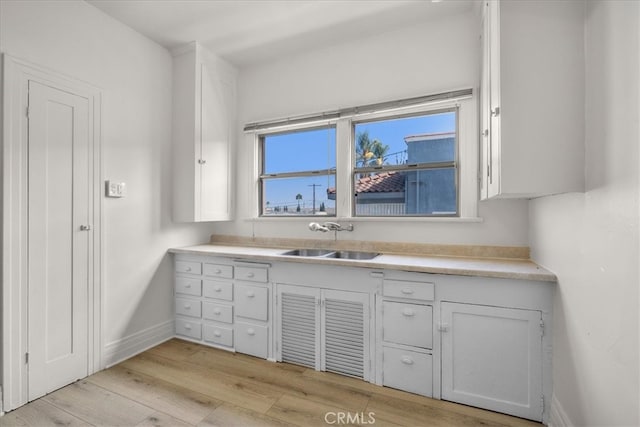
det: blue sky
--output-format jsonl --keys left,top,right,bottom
{"left": 262, "top": 111, "right": 455, "bottom": 212}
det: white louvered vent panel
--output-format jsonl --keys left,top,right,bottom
{"left": 281, "top": 293, "right": 317, "bottom": 368}
{"left": 324, "top": 299, "right": 364, "bottom": 378}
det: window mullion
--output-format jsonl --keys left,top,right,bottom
{"left": 335, "top": 118, "right": 353, "bottom": 218}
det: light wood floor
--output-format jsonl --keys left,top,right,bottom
{"left": 1, "top": 339, "right": 542, "bottom": 427}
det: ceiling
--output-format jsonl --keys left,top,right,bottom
{"left": 87, "top": 0, "right": 475, "bottom": 68}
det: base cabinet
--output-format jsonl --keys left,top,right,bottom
{"left": 441, "top": 302, "right": 544, "bottom": 421}
{"left": 174, "top": 255, "right": 270, "bottom": 359}
{"left": 276, "top": 284, "right": 370, "bottom": 380}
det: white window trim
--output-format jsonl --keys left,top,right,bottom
{"left": 248, "top": 96, "right": 479, "bottom": 221}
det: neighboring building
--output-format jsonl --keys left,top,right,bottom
{"left": 328, "top": 132, "right": 456, "bottom": 215}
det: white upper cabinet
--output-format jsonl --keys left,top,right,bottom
{"left": 480, "top": 0, "right": 584, "bottom": 199}
{"left": 172, "top": 42, "right": 237, "bottom": 222}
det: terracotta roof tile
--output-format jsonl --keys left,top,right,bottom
{"left": 327, "top": 171, "right": 405, "bottom": 194}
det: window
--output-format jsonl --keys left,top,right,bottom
{"left": 253, "top": 90, "right": 476, "bottom": 219}
{"left": 351, "top": 109, "right": 458, "bottom": 216}
{"left": 260, "top": 126, "right": 336, "bottom": 216}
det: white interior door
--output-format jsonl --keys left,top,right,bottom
{"left": 27, "top": 80, "right": 90, "bottom": 400}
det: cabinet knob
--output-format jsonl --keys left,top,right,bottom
{"left": 214, "top": 330, "right": 221, "bottom": 337}
{"left": 491, "top": 107, "right": 500, "bottom": 117}
{"left": 198, "top": 159, "right": 207, "bottom": 165}
{"left": 402, "top": 308, "right": 415, "bottom": 317}
{"left": 184, "top": 304, "right": 191, "bottom": 309}
{"left": 247, "top": 328, "right": 256, "bottom": 336}
{"left": 246, "top": 272, "right": 255, "bottom": 278}
{"left": 185, "top": 266, "right": 192, "bottom": 272}
{"left": 401, "top": 356, "right": 414, "bottom": 365}
{"left": 401, "top": 288, "right": 414, "bottom": 295}
{"left": 214, "top": 286, "right": 222, "bottom": 292}
{"left": 184, "top": 323, "right": 192, "bottom": 330}
{"left": 185, "top": 283, "right": 191, "bottom": 288}
{"left": 214, "top": 269, "right": 221, "bottom": 274}
{"left": 246, "top": 291, "right": 255, "bottom": 298}
{"left": 213, "top": 309, "right": 221, "bottom": 315}
{"left": 80, "top": 225, "right": 91, "bottom": 231}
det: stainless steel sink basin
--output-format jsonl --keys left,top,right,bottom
{"left": 325, "top": 251, "right": 380, "bottom": 260}
{"left": 280, "top": 249, "right": 379, "bottom": 260}
{"left": 281, "top": 248, "right": 335, "bottom": 257}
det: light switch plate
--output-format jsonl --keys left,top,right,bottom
{"left": 106, "top": 180, "right": 126, "bottom": 198}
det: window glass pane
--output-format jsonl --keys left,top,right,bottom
{"left": 263, "top": 127, "right": 336, "bottom": 174}
{"left": 354, "top": 168, "right": 456, "bottom": 216}
{"left": 354, "top": 111, "right": 456, "bottom": 167}
{"left": 263, "top": 175, "right": 335, "bottom": 216}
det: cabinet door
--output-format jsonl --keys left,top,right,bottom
{"left": 441, "top": 302, "right": 543, "bottom": 421}
{"left": 276, "top": 284, "right": 320, "bottom": 370}
{"left": 321, "top": 289, "right": 370, "bottom": 381}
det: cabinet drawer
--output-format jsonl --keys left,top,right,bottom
{"left": 175, "top": 277, "right": 202, "bottom": 297}
{"left": 204, "top": 263, "right": 233, "bottom": 279}
{"left": 175, "top": 298, "right": 201, "bottom": 318}
{"left": 203, "top": 323, "right": 233, "bottom": 347}
{"left": 383, "top": 301, "right": 433, "bottom": 349}
{"left": 203, "top": 280, "right": 233, "bottom": 301}
{"left": 235, "top": 284, "right": 268, "bottom": 321}
{"left": 176, "top": 260, "right": 202, "bottom": 275}
{"left": 235, "top": 322, "right": 268, "bottom": 359}
{"left": 175, "top": 318, "right": 202, "bottom": 340}
{"left": 383, "top": 279, "right": 434, "bottom": 301}
{"left": 202, "top": 302, "right": 233, "bottom": 324}
{"left": 383, "top": 346, "right": 432, "bottom": 397}
{"left": 235, "top": 266, "right": 268, "bottom": 283}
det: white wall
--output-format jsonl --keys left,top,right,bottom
{"left": 219, "top": 10, "right": 531, "bottom": 247}
{"left": 529, "top": 1, "right": 640, "bottom": 425}
{"left": 0, "top": 0, "right": 213, "bottom": 362}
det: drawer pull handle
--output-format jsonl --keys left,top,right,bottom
{"left": 185, "top": 267, "right": 192, "bottom": 272}
{"left": 246, "top": 291, "right": 255, "bottom": 298}
{"left": 214, "top": 286, "right": 222, "bottom": 292}
{"left": 214, "top": 269, "right": 221, "bottom": 274}
{"left": 185, "top": 283, "right": 191, "bottom": 288}
{"left": 213, "top": 309, "right": 221, "bottom": 315}
{"left": 402, "top": 308, "right": 415, "bottom": 317}
{"left": 401, "top": 288, "right": 414, "bottom": 295}
{"left": 246, "top": 272, "right": 255, "bottom": 278}
{"left": 401, "top": 356, "right": 414, "bottom": 365}
{"left": 184, "top": 323, "right": 192, "bottom": 330}
{"left": 184, "top": 304, "right": 191, "bottom": 309}
{"left": 247, "top": 328, "right": 256, "bottom": 336}
{"left": 214, "top": 330, "right": 222, "bottom": 337}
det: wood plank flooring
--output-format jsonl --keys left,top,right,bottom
{"left": 1, "top": 339, "right": 543, "bottom": 427}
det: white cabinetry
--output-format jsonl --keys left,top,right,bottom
{"left": 173, "top": 255, "right": 271, "bottom": 359}
{"left": 379, "top": 278, "right": 434, "bottom": 397}
{"left": 441, "top": 302, "right": 543, "bottom": 421}
{"left": 276, "top": 284, "right": 371, "bottom": 380}
{"left": 480, "top": 0, "right": 584, "bottom": 199}
{"left": 172, "top": 42, "right": 236, "bottom": 222}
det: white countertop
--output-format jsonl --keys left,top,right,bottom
{"left": 169, "top": 244, "right": 556, "bottom": 282}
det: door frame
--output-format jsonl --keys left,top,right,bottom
{"left": 1, "top": 54, "right": 103, "bottom": 412}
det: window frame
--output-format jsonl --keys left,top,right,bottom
{"left": 252, "top": 95, "right": 478, "bottom": 220}
{"left": 351, "top": 107, "right": 460, "bottom": 217}
{"left": 258, "top": 124, "right": 337, "bottom": 217}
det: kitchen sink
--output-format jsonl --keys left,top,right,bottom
{"left": 325, "top": 251, "right": 380, "bottom": 260}
{"left": 280, "top": 248, "right": 335, "bottom": 257}
{"left": 281, "top": 249, "right": 379, "bottom": 260}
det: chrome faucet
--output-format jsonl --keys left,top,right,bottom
{"left": 308, "top": 222, "right": 354, "bottom": 232}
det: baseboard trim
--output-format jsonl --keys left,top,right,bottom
{"left": 548, "top": 393, "right": 572, "bottom": 427}
{"left": 103, "top": 320, "right": 174, "bottom": 368}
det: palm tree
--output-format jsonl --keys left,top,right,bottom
{"left": 355, "top": 131, "right": 375, "bottom": 167}
{"left": 296, "top": 193, "right": 303, "bottom": 212}
{"left": 371, "top": 140, "right": 390, "bottom": 166}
